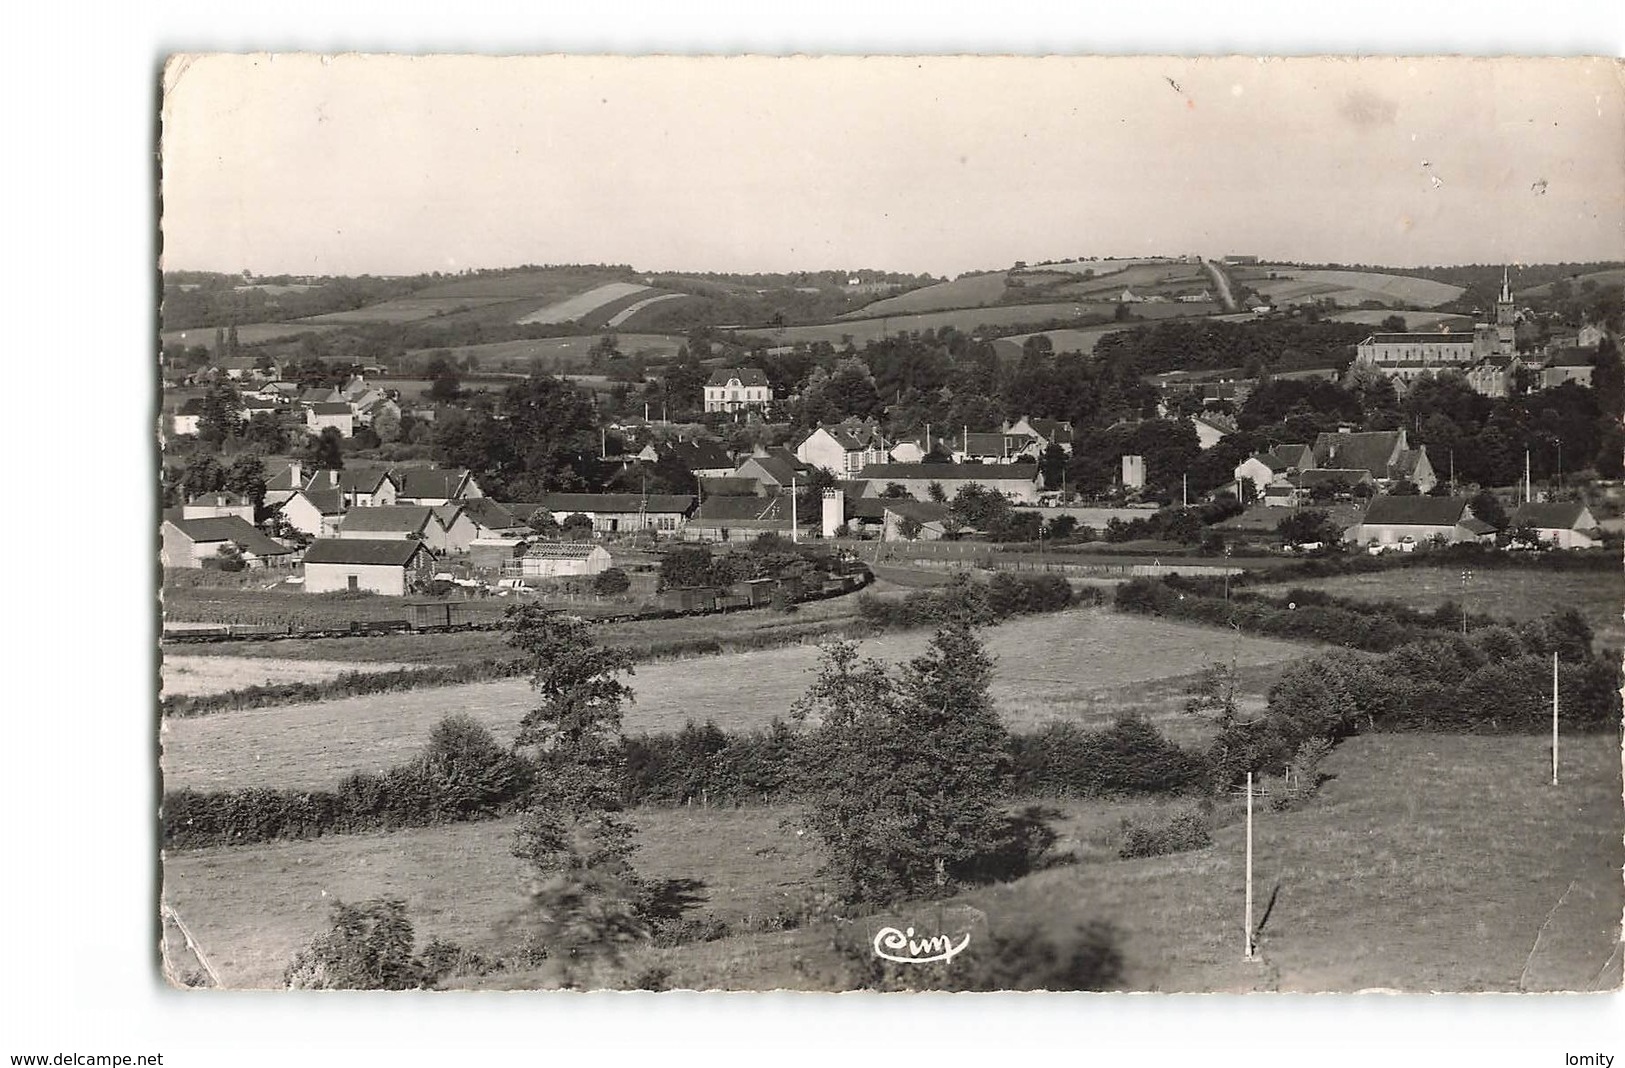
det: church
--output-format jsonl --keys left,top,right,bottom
{"left": 1351, "top": 268, "right": 1524, "bottom": 398}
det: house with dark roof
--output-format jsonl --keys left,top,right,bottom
{"left": 851, "top": 462, "right": 1042, "bottom": 504}
{"left": 1234, "top": 444, "right": 1312, "bottom": 501}
{"left": 1510, "top": 501, "right": 1599, "bottom": 549}
{"left": 683, "top": 493, "right": 806, "bottom": 542}
{"left": 161, "top": 516, "right": 294, "bottom": 569}
{"left": 660, "top": 439, "right": 737, "bottom": 478}
{"left": 302, "top": 538, "right": 432, "bottom": 595}
{"left": 434, "top": 499, "right": 528, "bottom": 553}
{"left": 305, "top": 401, "right": 354, "bottom": 438}
{"left": 703, "top": 367, "right": 772, "bottom": 413}
{"left": 333, "top": 468, "right": 398, "bottom": 508}
{"left": 796, "top": 422, "right": 889, "bottom": 478}
{"left": 278, "top": 488, "right": 346, "bottom": 538}
{"left": 1348, "top": 496, "right": 1475, "bottom": 547}
{"left": 952, "top": 431, "right": 1037, "bottom": 465}
{"left": 181, "top": 491, "right": 256, "bottom": 523}
{"left": 1539, "top": 347, "right": 1597, "bottom": 389}
{"left": 1004, "top": 416, "right": 1075, "bottom": 454}
{"left": 392, "top": 467, "right": 483, "bottom": 505}
{"left": 532, "top": 493, "right": 698, "bottom": 535}
{"left": 698, "top": 476, "right": 762, "bottom": 498}
{"left": 733, "top": 448, "right": 815, "bottom": 495}
{"left": 262, "top": 460, "right": 306, "bottom": 508}
{"left": 1311, "top": 429, "right": 1436, "bottom": 493}
{"left": 336, "top": 505, "right": 448, "bottom": 553}
{"left": 880, "top": 499, "right": 953, "bottom": 541}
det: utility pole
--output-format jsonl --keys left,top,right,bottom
{"left": 1244, "top": 770, "right": 1255, "bottom": 962}
{"left": 1459, "top": 569, "right": 1472, "bottom": 635}
{"left": 790, "top": 476, "right": 798, "bottom": 544}
{"left": 1551, "top": 651, "right": 1559, "bottom": 786}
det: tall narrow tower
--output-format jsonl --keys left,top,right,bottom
{"left": 1494, "top": 265, "right": 1517, "bottom": 356}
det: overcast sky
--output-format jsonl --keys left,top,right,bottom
{"left": 160, "top": 54, "right": 1625, "bottom": 278}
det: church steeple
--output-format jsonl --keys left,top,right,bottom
{"left": 1495, "top": 265, "right": 1515, "bottom": 329}
{"left": 1499, "top": 265, "right": 1511, "bottom": 305}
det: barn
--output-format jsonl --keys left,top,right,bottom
{"left": 302, "top": 538, "right": 432, "bottom": 596}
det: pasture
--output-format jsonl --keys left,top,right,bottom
{"left": 1326, "top": 309, "right": 1474, "bottom": 331}
{"left": 767, "top": 301, "right": 1124, "bottom": 346}
{"left": 402, "top": 333, "right": 684, "bottom": 372}
{"left": 406, "top": 267, "right": 637, "bottom": 301}
{"left": 1518, "top": 267, "right": 1625, "bottom": 300}
{"left": 839, "top": 273, "right": 1012, "bottom": 319}
{"left": 161, "top": 322, "right": 342, "bottom": 352}
{"left": 1253, "top": 565, "right": 1625, "bottom": 649}
{"left": 293, "top": 297, "right": 515, "bottom": 325}
{"left": 516, "top": 281, "right": 654, "bottom": 325}
{"left": 160, "top": 655, "right": 425, "bottom": 698}
{"left": 159, "top": 608, "right": 1308, "bottom": 792}
{"left": 1255, "top": 269, "right": 1464, "bottom": 309}
{"left": 161, "top": 733, "right": 1623, "bottom": 991}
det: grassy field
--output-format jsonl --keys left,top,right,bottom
{"left": 767, "top": 302, "right": 1130, "bottom": 346}
{"left": 516, "top": 282, "right": 653, "bottom": 325}
{"left": 162, "top": 584, "right": 516, "bottom": 628}
{"left": 161, "top": 732, "right": 1623, "bottom": 991}
{"left": 1256, "top": 270, "right": 1465, "bottom": 308}
{"left": 840, "top": 273, "right": 1012, "bottom": 319}
{"left": 1254, "top": 566, "right": 1625, "bottom": 649}
{"left": 160, "top": 655, "right": 426, "bottom": 697}
{"left": 405, "top": 267, "right": 637, "bottom": 301}
{"left": 160, "top": 608, "right": 1307, "bottom": 792}
{"left": 402, "top": 333, "right": 684, "bottom": 372}
{"left": 1518, "top": 267, "right": 1625, "bottom": 299}
{"left": 160, "top": 322, "right": 342, "bottom": 352}
{"left": 1326, "top": 309, "right": 1475, "bottom": 331}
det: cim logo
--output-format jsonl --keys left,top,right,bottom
{"left": 872, "top": 925, "right": 972, "bottom": 964}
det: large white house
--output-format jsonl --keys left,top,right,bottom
{"left": 303, "top": 538, "right": 432, "bottom": 595}
{"left": 796, "top": 423, "right": 889, "bottom": 478}
{"left": 703, "top": 368, "right": 771, "bottom": 414}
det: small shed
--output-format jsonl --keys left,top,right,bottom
{"left": 519, "top": 542, "right": 613, "bottom": 578}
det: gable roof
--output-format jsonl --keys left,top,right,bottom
{"left": 881, "top": 499, "right": 952, "bottom": 524}
{"left": 1363, "top": 332, "right": 1477, "bottom": 345}
{"left": 1361, "top": 495, "right": 1470, "bottom": 528}
{"left": 853, "top": 462, "right": 1040, "bottom": 482}
{"left": 706, "top": 367, "right": 769, "bottom": 387}
{"left": 186, "top": 491, "right": 253, "bottom": 508}
{"left": 663, "top": 439, "right": 735, "bottom": 471}
{"left": 736, "top": 454, "right": 807, "bottom": 486}
{"left": 309, "top": 402, "right": 352, "bottom": 416}
{"left": 1511, "top": 501, "right": 1592, "bottom": 530}
{"left": 536, "top": 493, "right": 698, "bottom": 516}
{"left": 1312, "top": 431, "right": 1404, "bottom": 477}
{"left": 692, "top": 495, "right": 794, "bottom": 522}
{"left": 698, "top": 477, "right": 762, "bottom": 497}
{"left": 1544, "top": 347, "right": 1598, "bottom": 369}
{"left": 338, "top": 505, "right": 437, "bottom": 534}
{"left": 290, "top": 488, "right": 345, "bottom": 515}
{"left": 454, "top": 497, "right": 523, "bottom": 531}
{"left": 337, "top": 468, "right": 395, "bottom": 493}
{"left": 524, "top": 542, "right": 608, "bottom": 559}
{"left": 393, "top": 468, "right": 471, "bottom": 500}
{"left": 957, "top": 432, "right": 1032, "bottom": 456}
{"left": 303, "top": 538, "right": 427, "bottom": 567}
{"left": 165, "top": 516, "right": 292, "bottom": 557}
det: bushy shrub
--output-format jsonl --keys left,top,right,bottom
{"left": 1118, "top": 809, "right": 1212, "bottom": 859}
{"left": 593, "top": 567, "right": 631, "bottom": 597}
{"left": 284, "top": 898, "right": 431, "bottom": 990}
{"left": 1010, "top": 716, "right": 1205, "bottom": 798}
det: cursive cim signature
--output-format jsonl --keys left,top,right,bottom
{"left": 872, "top": 926, "right": 971, "bottom": 964}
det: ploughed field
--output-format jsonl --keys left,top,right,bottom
{"left": 162, "top": 733, "right": 1623, "bottom": 992}
{"left": 160, "top": 608, "right": 1309, "bottom": 792}
{"left": 1253, "top": 566, "right": 1625, "bottom": 649}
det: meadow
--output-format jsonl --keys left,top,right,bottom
{"left": 1517, "top": 267, "right": 1625, "bottom": 299}
{"left": 516, "top": 282, "right": 653, "bottom": 325}
{"left": 160, "top": 732, "right": 1623, "bottom": 991}
{"left": 839, "top": 273, "right": 1012, "bottom": 318}
{"left": 159, "top": 607, "right": 1307, "bottom": 792}
{"left": 1253, "top": 565, "right": 1625, "bottom": 649}
{"left": 293, "top": 297, "right": 517, "bottom": 325}
{"left": 1255, "top": 269, "right": 1464, "bottom": 308}
{"left": 1326, "top": 309, "right": 1474, "bottom": 331}
{"left": 160, "top": 322, "right": 342, "bottom": 352}
{"left": 767, "top": 301, "right": 1127, "bottom": 346}
{"left": 401, "top": 332, "right": 684, "bottom": 372}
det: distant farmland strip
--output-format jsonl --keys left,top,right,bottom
{"left": 1259, "top": 270, "right": 1464, "bottom": 308}
{"left": 607, "top": 292, "right": 687, "bottom": 327}
{"left": 517, "top": 282, "right": 650, "bottom": 325}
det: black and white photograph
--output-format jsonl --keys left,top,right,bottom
{"left": 150, "top": 52, "right": 1625, "bottom": 997}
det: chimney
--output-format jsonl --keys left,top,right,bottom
{"left": 821, "top": 488, "right": 845, "bottom": 539}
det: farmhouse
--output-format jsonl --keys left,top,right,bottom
{"left": 278, "top": 488, "right": 346, "bottom": 538}
{"left": 182, "top": 491, "right": 256, "bottom": 523}
{"left": 393, "top": 467, "right": 484, "bottom": 505}
{"left": 1538, "top": 348, "right": 1596, "bottom": 389}
{"left": 160, "top": 516, "right": 293, "bottom": 569}
{"left": 518, "top": 542, "right": 613, "bottom": 578}
{"left": 796, "top": 423, "right": 889, "bottom": 478}
{"left": 703, "top": 367, "right": 772, "bottom": 414}
{"left": 660, "top": 439, "right": 737, "bottom": 479}
{"left": 1311, "top": 429, "right": 1436, "bottom": 492}
{"left": 952, "top": 431, "right": 1037, "bottom": 465}
{"left": 171, "top": 398, "right": 205, "bottom": 437}
{"left": 530, "top": 493, "right": 698, "bottom": 535}
{"left": 305, "top": 402, "right": 354, "bottom": 438}
{"left": 881, "top": 499, "right": 953, "bottom": 541}
{"left": 684, "top": 493, "right": 802, "bottom": 542}
{"left": 1348, "top": 495, "right": 1475, "bottom": 547}
{"left": 302, "top": 538, "right": 432, "bottom": 596}
{"left": 1234, "top": 444, "right": 1312, "bottom": 499}
{"left": 333, "top": 468, "right": 399, "bottom": 508}
{"left": 733, "top": 447, "right": 815, "bottom": 495}
{"left": 336, "top": 505, "right": 449, "bottom": 553}
{"left": 1510, "top": 501, "right": 1599, "bottom": 549}
{"left": 851, "top": 462, "right": 1043, "bottom": 504}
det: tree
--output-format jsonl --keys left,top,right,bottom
{"left": 593, "top": 567, "right": 631, "bottom": 597}
{"left": 879, "top": 482, "right": 912, "bottom": 500}
{"left": 373, "top": 407, "right": 402, "bottom": 444}
{"left": 527, "top": 509, "right": 560, "bottom": 537}
{"left": 561, "top": 513, "right": 594, "bottom": 541}
{"left": 197, "top": 384, "right": 243, "bottom": 445}
{"left": 300, "top": 426, "right": 345, "bottom": 470}
{"left": 1468, "top": 489, "right": 1509, "bottom": 531}
{"left": 223, "top": 455, "right": 267, "bottom": 512}
{"left": 897, "top": 514, "right": 923, "bottom": 541}
{"left": 505, "top": 606, "right": 647, "bottom": 985}
{"left": 426, "top": 351, "right": 462, "bottom": 402}
{"left": 284, "top": 898, "right": 429, "bottom": 990}
{"left": 1276, "top": 508, "right": 1339, "bottom": 547}
{"left": 926, "top": 481, "right": 948, "bottom": 504}
{"left": 793, "top": 581, "right": 1016, "bottom": 904}
{"left": 1380, "top": 314, "right": 1408, "bottom": 333}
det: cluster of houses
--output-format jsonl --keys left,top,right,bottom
{"left": 171, "top": 370, "right": 419, "bottom": 440}
{"left": 1229, "top": 428, "right": 1437, "bottom": 506}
